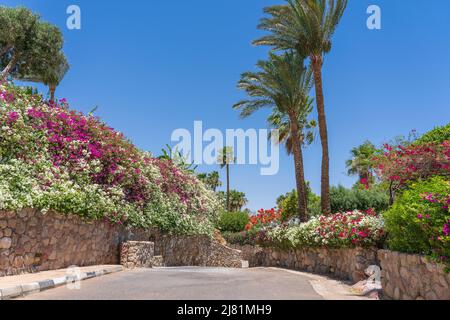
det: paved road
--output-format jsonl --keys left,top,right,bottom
{"left": 20, "top": 267, "right": 325, "bottom": 300}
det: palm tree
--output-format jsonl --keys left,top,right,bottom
{"left": 218, "top": 146, "right": 235, "bottom": 212}
{"left": 254, "top": 0, "right": 348, "bottom": 214}
{"left": 233, "top": 51, "right": 313, "bottom": 222}
{"left": 19, "top": 52, "right": 69, "bottom": 102}
{"left": 268, "top": 101, "right": 317, "bottom": 155}
{"left": 346, "top": 141, "right": 377, "bottom": 185}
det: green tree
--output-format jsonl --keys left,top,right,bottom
{"left": 414, "top": 124, "right": 450, "bottom": 145}
{"left": 278, "top": 185, "right": 321, "bottom": 220}
{"left": 346, "top": 141, "right": 377, "bottom": 186}
{"left": 268, "top": 104, "right": 316, "bottom": 155}
{"left": 234, "top": 51, "right": 313, "bottom": 222}
{"left": 198, "top": 171, "right": 222, "bottom": 192}
{"left": 218, "top": 190, "right": 248, "bottom": 212}
{"left": 19, "top": 52, "right": 69, "bottom": 102}
{"left": 218, "top": 147, "right": 235, "bottom": 212}
{"left": 0, "top": 7, "right": 65, "bottom": 83}
{"left": 254, "top": 0, "right": 348, "bottom": 214}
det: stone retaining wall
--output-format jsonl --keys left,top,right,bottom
{"left": 232, "top": 244, "right": 377, "bottom": 282}
{"left": 0, "top": 209, "right": 244, "bottom": 277}
{"left": 0, "top": 209, "right": 151, "bottom": 277}
{"left": 232, "top": 244, "right": 450, "bottom": 300}
{"left": 378, "top": 250, "right": 450, "bottom": 300}
{"left": 120, "top": 241, "right": 155, "bottom": 269}
{"left": 154, "top": 234, "right": 243, "bottom": 268}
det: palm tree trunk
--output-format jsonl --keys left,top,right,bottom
{"left": 49, "top": 84, "right": 56, "bottom": 103}
{"left": 0, "top": 53, "right": 18, "bottom": 83}
{"left": 226, "top": 163, "right": 230, "bottom": 212}
{"left": 311, "top": 56, "right": 331, "bottom": 215}
{"left": 288, "top": 112, "right": 308, "bottom": 222}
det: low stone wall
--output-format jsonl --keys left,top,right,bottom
{"left": 378, "top": 250, "right": 450, "bottom": 300}
{"left": 232, "top": 245, "right": 377, "bottom": 282}
{"left": 154, "top": 234, "right": 244, "bottom": 268}
{"left": 120, "top": 241, "right": 155, "bottom": 269}
{"left": 0, "top": 209, "right": 244, "bottom": 277}
{"left": 0, "top": 209, "right": 151, "bottom": 277}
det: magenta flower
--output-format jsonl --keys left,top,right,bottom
{"left": 443, "top": 224, "right": 449, "bottom": 237}
{"left": 7, "top": 111, "right": 19, "bottom": 123}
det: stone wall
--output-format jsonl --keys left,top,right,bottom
{"left": 120, "top": 241, "right": 155, "bottom": 269}
{"left": 153, "top": 233, "right": 244, "bottom": 268}
{"left": 378, "top": 250, "right": 450, "bottom": 300}
{"left": 232, "top": 244, "right": 450, "bottom": 300}
{"left": 232, "top": 244, "right": 378, "bottom": 282}
{"left": 0, "top": 209, "right": 244, "bottom": 277}
{"left": 0, "top": 209, "right": 151, "bottom": 277}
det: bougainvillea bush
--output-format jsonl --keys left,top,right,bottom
{"left": 383, "top": 177, "right": 449, "bottom": 268}
{"left": 268, "top": 209, "right": 385, "bottom": 249}
{"left": 0, "top": 83, "right": 221, "bottom": 235}
{"left": 373, "top": 142, "right": 449, "bottom": 199}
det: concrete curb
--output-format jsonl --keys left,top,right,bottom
{"left": 0, "top": 265, "right": 123, "bottom": 300}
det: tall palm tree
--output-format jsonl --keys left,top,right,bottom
{"left": 268, "top": 105, "right": 316, "bottom": 213}
{"left": 218, "top": 146, "right": 235, "bottom": 212}
{"left": 268, "top": 100, "right": 317, "bottom": 155}
{"left": 346, "top": 141, "right": 377, "bottom": 185}
{"left": 233, "top": 51, "right": 313, "bottom": 221}
{"left": 254, "top": 0, "right": 348, "bottom": 214}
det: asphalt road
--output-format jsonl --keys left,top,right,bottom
{"left": 20, "top": 267, "right": 324, "bottom": 300}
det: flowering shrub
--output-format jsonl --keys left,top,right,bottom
{"left": 268, "top": 209, "right": 385, "bottom": 249}
{"left": 373, "top": 142, "right": 450, "bottom": 195}
{"left": 0, "top": 84, "right": 221, "bottom": 235}
{"left": 245, "top": 208, "right": 282, "bottom": 231}
{"left": 383, "top": 177, "right": 450, "bottom": 268}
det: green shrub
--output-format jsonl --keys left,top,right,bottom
{"left": 278, "top": 189, "right": 322, "bottom": 220}
{"left": 330, "top": 185, "right": 389, "bottom": 213}
{"left": 383, "top": 177, "right": 449, "bottom": 265}
{"left": 217, "top": 211, "right": 249, "bottom": 232}
{"left": 222, "top": 231, "right": 252, "bottom": 245}
{"left": 415, "top": 124, "right": 450, "bottom": 145}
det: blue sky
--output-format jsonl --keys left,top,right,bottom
{"left": 4, "top": 0, "right": 450, "bottom": 210}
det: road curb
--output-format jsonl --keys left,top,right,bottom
{"left": 0, "top": 265, "right": 123, "bottom": 300}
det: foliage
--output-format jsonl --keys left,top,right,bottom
{"left": 0, "top": 83, "right": 221, "bottom": 235}
{"left": 269, "top": 209, "right": 385, "bottom": 249}
{"left": 217, "top": 146, "right": 235, "bottom": 167}
{"left": 373, "top": 142, "right": 450, "bottom": 197}
{"left": 217, "top": 211, "right": 249, "bottom": 233}
{"left": 277, "top": 188, "right": 321, "bottom": 220}
{"left": 0, "top": 6, "right": 66, "bottom": 82}
{"left": 245, "top": 208, "right": 282, "bottom": 232}
{"left": 383, "top": 177, "right": 450, "bottom": 267}
{"left": 415, "top": 124, "right": 450, "bottom": 146}
{"left": 267, "top": 99, "right": 316, "bottom": 155}
{"left": 346, "top": 140, "right": 378, "bottom": 188}
{"left": 158, "top": 144, "right": 198, "bottom": 173}
{"left": 330, "top": 185, "right": 390, "bottom": 214}
{"left": 233, "top": 51, "right": 314, "bottom": 221}
{"left": 253, "top": 0, "right": 348, "bottom": 57}
{"left": 221, "top": 231, "right": 254, "bottom": 246}
{"left": 217, "top": 190, "right": 248, "bottom": 212}
{"left": 197, "top": 171, "right": 221, "bottom": 192}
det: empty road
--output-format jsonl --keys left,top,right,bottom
{"left": 20, "top": 267, "right": 327, "bottom": 300}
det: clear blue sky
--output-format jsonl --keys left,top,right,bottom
{"left": 5, "top": 0, "right": 450, "bottom": 210}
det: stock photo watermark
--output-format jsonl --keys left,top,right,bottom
{"left": 66, "top": 265, "right": 82, "bottom": 290}
{"left": 66, "top": 5, "right": 81, "bottom": 30}
{"left": 367, "top": 5, "right": 381, "bottom": 30}
{"left": 171, "top": 121, "right": 280, "bottom": 176}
